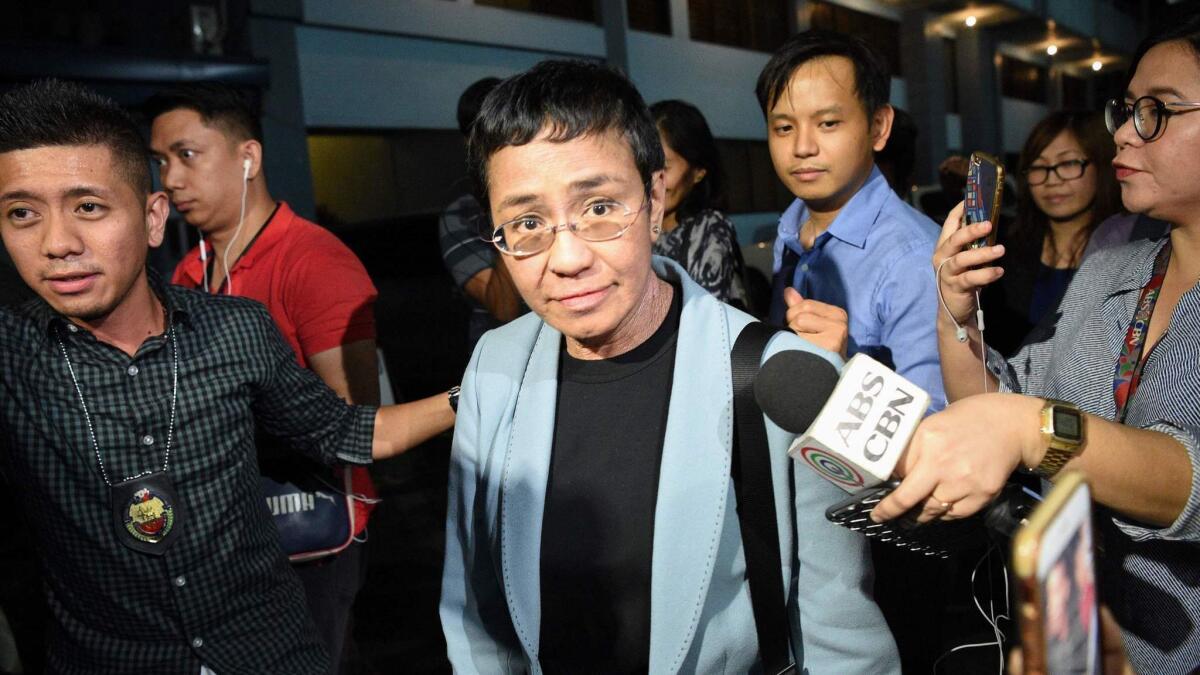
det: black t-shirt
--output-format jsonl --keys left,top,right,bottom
{"left": 538, "top": 283, "right": 682, "bottom": 674}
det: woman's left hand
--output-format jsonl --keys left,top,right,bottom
{"left": 870, "top": 393, "right": 1043, "bottom": 524}
{"left": 932, "top": 202, "right": 1006, "bottom": 326}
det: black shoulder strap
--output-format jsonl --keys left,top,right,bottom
{"left": 730, "top": 321, "right": 796, "bottom": 675}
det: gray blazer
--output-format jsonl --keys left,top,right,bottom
{"left": 440, "top": 256, "right": 899, "bottom": 674}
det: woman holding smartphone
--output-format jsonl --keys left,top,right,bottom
{"left": 870, "top": 17, "right": 1200, "bottom": 675}
{"left": 984, "top": 111, "right": 1121, "bottom": 356}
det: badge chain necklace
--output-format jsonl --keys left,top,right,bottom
{"left": 55, "top": 326, "right": 179, "bottom": 486}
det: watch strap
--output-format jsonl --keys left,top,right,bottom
{"left": 1033, "top": 446, "right": 1076, "bottom": 479}
{"left": 1034, "top": 399, "right": 1083, "bottom": 478}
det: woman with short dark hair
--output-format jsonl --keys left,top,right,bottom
{"left": 442, "top": 60, "right": 899, "bottom": 675}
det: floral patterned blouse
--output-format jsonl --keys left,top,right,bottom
{"left": 652, "top": 209, "right": 750, "bottom": 310}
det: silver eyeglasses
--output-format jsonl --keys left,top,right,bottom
{"left": 488, "top": 192, "right": 650, "bottom": 257}
{"left": 1106, "top": 96, "right": 1200, "bottom": 141}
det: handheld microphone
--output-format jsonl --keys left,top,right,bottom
{"left": 767, "top": 353, "right": 930, "bottom": 493}
{"left": 753, "top": 350, "right": 840, "bottom": 433}
{"left": 755, "top": 352, "right": 1039, "bottom": 555}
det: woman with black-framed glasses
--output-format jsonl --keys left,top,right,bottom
{"left": 882, "top": 16, "right": 1200, "bottom": 675}
{"left": 1106, "top": 95, "right": 1200, "bottom": 141}
{"left": 981, "top": 111, "right": 1122, "bottom": 356}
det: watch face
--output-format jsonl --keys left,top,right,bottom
{"left": 1054, "top": 408, "right": 1082, "bottom": 441}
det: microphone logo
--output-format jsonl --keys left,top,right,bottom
{"left": 786, "top": 353, "right": 930, "bottom": 493}
{"left": 799, "top": 446, "right": 865, "bottom": 489}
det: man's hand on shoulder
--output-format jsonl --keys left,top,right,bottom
{"left": 782, "top": 287, "right": 848, "bottom": 357}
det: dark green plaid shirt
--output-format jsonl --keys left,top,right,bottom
{"left": 0, "top": 279, "right": 376, "bottom": 674}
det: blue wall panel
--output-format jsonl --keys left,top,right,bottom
{"left": 296, "top": 27, "right": 577, "bottom": 129}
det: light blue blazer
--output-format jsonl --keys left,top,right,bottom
{"left": 440, "top": 257, "right": 899, "bottom": 674}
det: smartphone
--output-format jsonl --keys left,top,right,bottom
{"left": 824, "top": 481, "right": 990, "bottom": 557}
{"left": 1012, "top": 471, "right": 1100, "bottom": 675}
{"left": 963, "top": 151, "right": 1005, "bottom": 249}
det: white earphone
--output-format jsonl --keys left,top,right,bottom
{"left": 199, "top": 238, "right": 209, "bottom": 292}
{"left": 204, "top": 158, "right": 250, "bottom": 295}
{"left": 202, "top": 157, "right": 253, "bottom": 295}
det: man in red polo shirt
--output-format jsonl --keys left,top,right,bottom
{"left": 148, "top": 84, "right": 393, "bottom": 674}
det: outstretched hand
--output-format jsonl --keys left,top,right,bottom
{"left": 870, "top": 393, "right": 1041, "bottom": 524}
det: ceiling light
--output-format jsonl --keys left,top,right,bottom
{"left": 965, "top": 15, "right": 977, "bottom": 27}
{"left": 1092, "top": 60, "right": 1103, "bottom": 71}
{"left": 1047, "top": 44, "right": 1058, "bottom": 56}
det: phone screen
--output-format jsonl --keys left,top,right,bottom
{"left": 1035, "top": 484, "right": 1100, "bottom": 675}
{"left": 964, "top": 152, "right": 1003, "bottom": 248}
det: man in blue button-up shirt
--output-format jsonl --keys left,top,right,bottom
{"left": 758, "top": 30, "right": 947, "bottom": 412}
{"left": 755, "top": 31, "right": 954, "bottom": 672}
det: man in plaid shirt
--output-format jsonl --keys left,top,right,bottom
{"left": 0, "top": 80, "right": 454, "bottom": 674}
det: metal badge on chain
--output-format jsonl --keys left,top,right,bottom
{"left": 56, "top": 324, "right": 185, "bottom": 556}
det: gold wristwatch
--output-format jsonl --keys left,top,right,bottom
{"left": 1032, "top": 399, "right": 1085, "bottom": 478}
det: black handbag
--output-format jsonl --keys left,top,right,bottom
{"left": 259, "top": 455, "right": 356, "bottom": 563}
{"left": 730, "top": 322, "right": 798, "bottom": 675}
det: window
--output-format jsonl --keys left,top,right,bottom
{"left": 306, "top": 132, "right": 795, "bottom": 221}
{"left": 1092, "top": 70, "right": 1125, "bottom": 109}
{"left": 307, "top": 130, "right": 469, "bottom": 227}
{"left": 1004, "top": 153, "right": 1020, "bottom": 176}
{"left": 999, "top": 56, "right": 1047, "bottom": 104}
{"left": 305, "top": 129, "right": 486, "bottom": 395}
{"left": 943, "top": 38, "right": 960, "bottom": 113}
{"left": 0, "top": 1, "right": 253, "bottom": 57}
{"left": 628, "top": 0, "right": 670, "bottom": 34}
{"left": 1062, "top": 74, "right": 1088, "bottom": 110}
{"left": 688, "top": 0, "right": 789, "bottom": 53}
{"left": 716, "top": 140, "right": 795, "bottom": 214}
{"left": 807, "top": 1, "right": 901, "bottom": 78}
{"left": 475, "top": 0, "right": 596, "bottom": 23}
